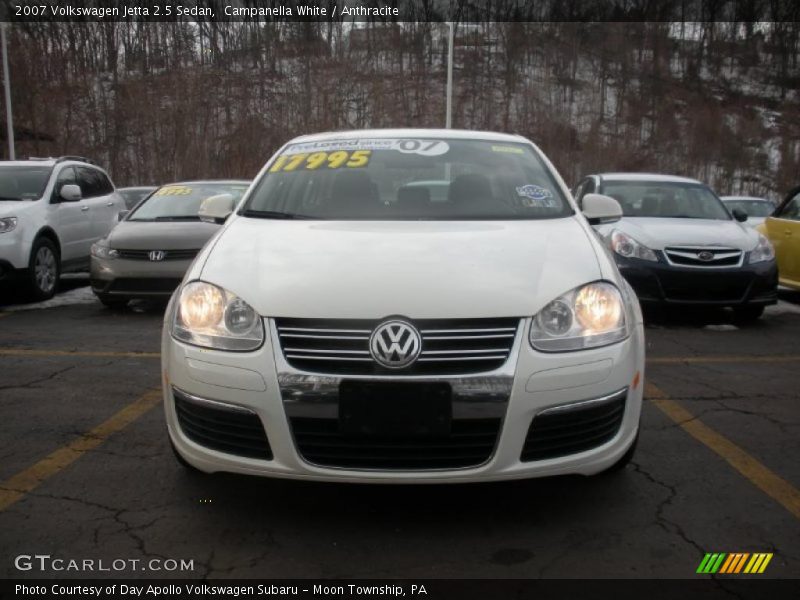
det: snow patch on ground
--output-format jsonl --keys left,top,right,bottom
{"left": 2, "top": 286, "right": 97, "bottom": 312}
{"left": 704, "top": 324, "right": 739, "bottom": 331}
{"left": 766, "top": 300, "right": 800, "bottom": 316}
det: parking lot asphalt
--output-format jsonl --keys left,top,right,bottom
{"left": 0, "top": 277, "right": 798, "bottom": 579}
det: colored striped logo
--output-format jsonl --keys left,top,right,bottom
{"left": 696, "top": 552, "right": 773, "bottom": 574}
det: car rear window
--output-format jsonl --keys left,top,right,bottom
{"left": 722, "top": 200, "right": 773, "bottom": 217}
{"left": 128, "top": 183, "right": 250, "bottom": 221}
{"left": 242, "top": 138, "right": 572, "bottom": 220}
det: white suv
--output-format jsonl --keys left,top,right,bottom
{"left": 0, "top": 157, "right": 124, "bottom": 300}
{"left": 163, "top": 129, "right": 645, "bottom": 483}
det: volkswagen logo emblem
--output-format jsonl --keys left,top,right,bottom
{"left": 369, "top": 320, "right": 422, "bottom": 369}
{"left": 148, "top": 250, "right": 166, "bottom": 262}
{"left": 697, "top": 251, "right": 715, "bottom": 262}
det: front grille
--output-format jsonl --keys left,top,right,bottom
{"left": 275, "top": 318, "right": 520, "bottom": 375}
{"left": 664, "top": 247, "right": 743, "bottom": 267}
{"left": 110, "top": 278, "right": 182, "bottom": 293}
{"left": 116, "top": 248, "right": 200, "bottom": 261}
{"left": 174, "top": 390, "right": 272, "bottom": 460}
{"left": 658, "top": 271, "right": 751, "bottom": 302}
{"left": 290, "top": 417, "right": 500, "bottom": 469}
{"left": 521, "top": 393, "right": 626, "bottom": 461}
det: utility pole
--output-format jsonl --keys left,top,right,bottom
{"left": 1, "top": 22, "right": 14, "bottom": 159}
{"left": 445, "top": 21, "right": 454, "bottom": 129}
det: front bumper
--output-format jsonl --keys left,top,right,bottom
{"left": 90, "top": 256, "right": 192, "bottom": 298}
{"left": 615, "top": 255, "right": 778, "bottom": 307}
{"left": 162, "top": 312, "right": 646, "bottom": 483}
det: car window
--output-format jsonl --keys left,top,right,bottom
{"left": 76, "top": 167, "right": 104, "bottom": 199}
{"left": 128, "top": 183, "right": 250, "bottom": 221}
{"left": 778, "top": 195, "right": 800, "bottom": 221}
{"left": 52, "top": 166, "right": 76, "bottom": 201}
{"left": 600, "top": 181, "right": 730, "bottom": 220}
{"left": 95, "top": 170, "right": 114, "bottom": 195}
{"left": 0, "top": 165, "right": 52, "bottom": 200}
{"left": 243, "top": 138, "right": 572, "bottom": 220}
{"left": 723, "top": 200, "right": 773, "bottom": 217}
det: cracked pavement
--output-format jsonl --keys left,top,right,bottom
{"left": 0, "top": 287, "right": 798, "bottom": 579}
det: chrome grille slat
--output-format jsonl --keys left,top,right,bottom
{"left": 664, "top": 246, "right": 743, "bottom": 268}
{"left": 275, "top": 317, "right": 520, "bottom": 376}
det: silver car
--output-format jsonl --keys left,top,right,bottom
{"left": 720, "top": 196, "right": 776, "bottom": 228}
{"left": 90, "top": 180, "right": 250, "bottom": 308}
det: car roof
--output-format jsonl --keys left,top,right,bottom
{"left": 287, "top": 129, "right": 528, "bottom": 144}
{"left": 158, "top": 180, "right": 250, "bottom": 187}
{"left": 720, "top": 196, "right": 771, "bottom": 202}
{"left": 594, "top": 172, "right": 702, "bottom": 185}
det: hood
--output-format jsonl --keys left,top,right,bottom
{"left": 106, "top": 220, "right": 221, "bottom": 250}
{"left": 0, "top": 199, "right": 38, "bottom": 218}
{"left": 609, "top": 217, "right": 758, "bottom": 250}
{"left": 198, "top": 217, "right": 603, "bottom": 319}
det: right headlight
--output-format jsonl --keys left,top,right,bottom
{"left": 749, "top": 233, "right": 775, "bottom": 264}
{"left": 609, "top": 230, "right": 658, "bottom": 262}
{"left": 0, "top": 217, "right": 17, "bottom": 233}
{"left": 530, "top": 281, "right": 629, "bottom": 352}
{"left": 171, "top": 281, "right": 264, "bottom": 351}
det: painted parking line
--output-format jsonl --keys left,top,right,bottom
{"left": 0, "top": 389, "right": 161, "bottom": 512}
{"left": 0, "top": 349, "right": 160, "bottom": 359}
{"left": 646, "top": 382, "right": 800, "bottom": 520}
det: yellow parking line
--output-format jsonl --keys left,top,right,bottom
{"left": 0, "top": 389, "right": 161, "bottom": 512}
{"left": 648, "top": 355, "right": 800, "bottom": 365}
{"left": 646, "top": 382, "right": 800, "bottom": 520}
{"left": 0, "top": 349, "right": 160, "bottom": 359}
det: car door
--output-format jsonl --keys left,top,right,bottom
{"left": 50, "top": 166, "right": 91, "bottom": 262}
{"left": 764, "top": 189, "right": 800, "bottom": 287}
{"left": 76, "top": 166, "right": 118, "bottom": 243}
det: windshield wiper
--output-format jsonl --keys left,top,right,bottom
{"left": 241, "top": 209, "right": 316, "bottom": 220}
{"left": 0, "top": 196, "right": 22, "bottom": 200}
{"left": 152, "top": 215, "right": 200, "bottom": 221}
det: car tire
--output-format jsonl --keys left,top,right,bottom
{"left": 26, "top": 237, "right": 60, "bottom": 301}
{"left": 97, "top": 294, "right": 129, "bottom": 309}
{"left": 732, "top": 305, "right": 764, "bottom": 322}
{"left": 598, "top": 432, "right": 638, "bottom": 475}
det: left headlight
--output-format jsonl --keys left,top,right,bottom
{"left": 0, "top": 217, "right": 17, "bottom": 233}
{"left": 90, "top": 242, "right": 119, "bottom": 259}
{"left": 749, "top": 233, "right": 775, "bottom": 264}
{"left": 172, "top": 281, "right": 264, "bottom": 351}
{"left": 530, "top": 281, "right": 629, "bottom": 352}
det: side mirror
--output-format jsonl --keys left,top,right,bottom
{"left": 199, "top": 193, "right": 236, "bottom": 224}
{"left": 732, "top": 208, "right": 748, "bottom": 222}
{"left": 582, "top": 193, "right": 622, "bottom": 225}
{"left": 59, "top": 184, "right": 82, "bottom": 202}
{"left": 117, "top": 210, "right": 130, "bottom": 221}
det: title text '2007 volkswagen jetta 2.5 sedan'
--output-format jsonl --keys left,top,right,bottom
{"left": 162, "top": 129, "right": 645, "bottom": 483}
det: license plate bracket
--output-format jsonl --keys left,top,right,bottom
{"left": 339, "top": 381, "right": 452, "bottom": 437}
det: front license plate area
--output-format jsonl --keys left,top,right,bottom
{"left": 339, "top": 381, "right": 452, "bottom": 437}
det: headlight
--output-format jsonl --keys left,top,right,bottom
{"left": 530, "top": 282, "right": 628, "bottom": 352}
{"left": 172, "top": 281, "right": 264, "bottom": 351}
{"left": 749, "top": 233, "right": 775, "bottom": 264}
{"left": 0, "top": 217, "right": 17, "bottom": 233}
{"left": 90, "top": 242, "right": 119, "bottom": 259}
{"left": 609, "top": 230, "right": 658, "bottom": 262}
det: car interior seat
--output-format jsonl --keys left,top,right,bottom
{"left": 448, "top": 174, "right": 493, "bottom": 214}
{"left": 326, "top": 171, "right": 380, "bottom": 217}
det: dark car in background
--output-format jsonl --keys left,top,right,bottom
{"left": 117, "top": 186, "right": 158, "bottom": 210}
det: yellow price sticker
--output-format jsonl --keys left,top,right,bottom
{"left": 155, "top": 186, "right": 192, "bottom": 196}
{"left": 269, "top": 150, "right": 371, "bottom": 173}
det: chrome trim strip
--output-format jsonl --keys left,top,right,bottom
{"left": 278, "top": 327, "right": 372, "bottom": 334}
{"left": 419, "top": 327, "right": 517, "bottom": 334}
{"left": 279, "top": 333, "right": 370, "bottom": 340}
{"left": 421, "top": 348, "right": 509, "bottom": 355}
{"left": 417, "top": 355, "right": 508, "bottom": 362}
{"left": 171, "top": 386, "right": 256, "bottom": 415}
{"left": 283, "top": 348, "right": 370, "bottom": 355}
{"left": 663, "top": 246, "right": 744, "bottom": 269}
{"left": 536, "top": 387, "right": 628, "bottom": 417}
{"left": 285, "top": 354, "right": 373, "bottom": 362}
{"left": 423, "top": 333, "right": 515, "bottom": 340}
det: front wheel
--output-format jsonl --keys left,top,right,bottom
{"left": 26, "top": 238, "right": 60, "bottom": 301}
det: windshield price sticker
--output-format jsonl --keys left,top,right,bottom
{"left": 269, "top": 150, "right": 372, "bottom": 173}
{"left": 155, "top": 186, "right": 192, "bottom": 196}
{"left": 282, "top": 139, "right": 450, "bottom": 157}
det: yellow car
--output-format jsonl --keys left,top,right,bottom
{"left": 758, "top": 185, "right": 800, "bottom": 290}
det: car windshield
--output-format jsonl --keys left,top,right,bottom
{"left": 242, "top": 137, "right": 572, "bottom": 220}
{"left": 722, "top": 199, "right": 774, "bottom": 217}
{"left": 601, "top": 181, "right": 730, "bottom": 220}
{"left": 128, "top": 183, "right": 249, "bottom": 221}
{"left": 0, "top": 165, "right": 52, "bottom": 200}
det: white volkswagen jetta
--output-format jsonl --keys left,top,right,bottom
{"left": 162, "top": 129, "right": 645, "bottom": 482}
